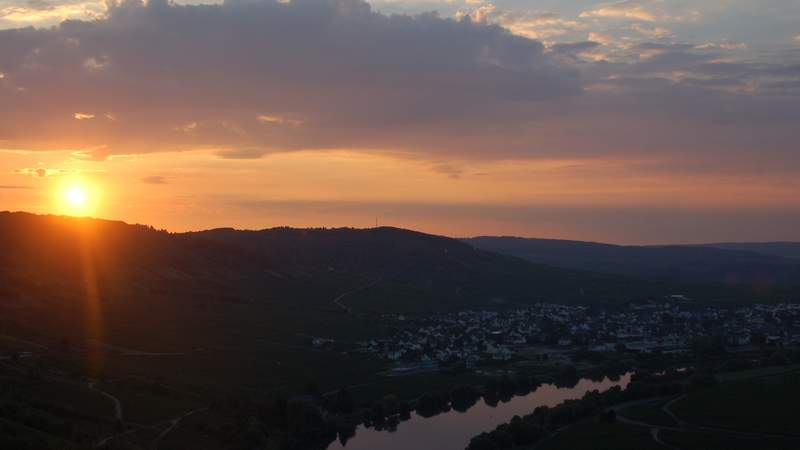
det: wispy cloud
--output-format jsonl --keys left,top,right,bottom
{"left": 580, "top": 1, "right": 657, "bottom": 22}
{"left": 73, "top": 112, "right": 95, "bottom": 120}
{"left": 141, "top": 175, "right": 169, "bottom": 184}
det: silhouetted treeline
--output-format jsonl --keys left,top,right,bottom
{"left": 466, "top": 373, "right": 691, "bottom": 450}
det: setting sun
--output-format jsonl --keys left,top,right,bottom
{"left": 66, "top": 187, "right": 87, "bottom": 207}
{"left": 57, "top": 181, "right": 99, "bottom": 216}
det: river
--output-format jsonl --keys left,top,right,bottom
{"left": 326, "top": 372, "right": 632, "bottom": 450}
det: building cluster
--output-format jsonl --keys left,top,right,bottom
{"left": 359, "top": 302, "right": 800, "bottom": 369}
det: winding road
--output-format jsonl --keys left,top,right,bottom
{"left": 151, "top": 407, "right": 209, "bottom": 450}
{"left": 612, "top": 395, "right": 800, "bottom": 449}
{"left": 88, "top": 380, "right": 123, "bottom": 422}
{"left": 332, "top": 278, "right": 382, "bottom": 313}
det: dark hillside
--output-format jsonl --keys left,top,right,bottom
{"left": 704, "top": 242, "right": 800, "bottom": 260}
{"left": 464, "top": 236, "right": 800, "bottom": 293}
{"left": 189, "top": 226, "right": 676, "bottom": 309}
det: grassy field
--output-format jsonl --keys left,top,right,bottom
{"left": 0, "top": 364, "right": 118, "bottom": 448}
{"left": 618, "top": 398, "right": 677, "bottom": 427}
{"left": 535, "top": 420, "right": 661, "bottom": 450}
{"left": 671, "top": 373, "right": 800, "bottom": 435}
{"left": 660, "top": 430, "right": 800, "bottom": 450}
{"left": 715, "top": 364, "right": 800, "bottom": 382}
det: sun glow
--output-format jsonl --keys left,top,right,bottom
{"left": 66, "top": 187, "right": 87, "bottom": 207}
{"left": 57, "top": 181, "right": 99, "bottom": 216}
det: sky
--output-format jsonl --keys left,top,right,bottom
{"left": 0, "top": 0, "right": 798, "bottom": 244}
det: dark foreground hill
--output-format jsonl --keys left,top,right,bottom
{"left": 464, "top": 236, "right": 800, "bottom": 290}
{"left": 0, "top": 212, "right": 796, "bottom": 450}
{"left": 0, "top": 212, "right": 667, "bottom": 350}
{"left": 0, "top": 211, "right": 683, "bottom": 395}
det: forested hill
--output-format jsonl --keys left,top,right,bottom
{"left": 464, "top": 236, "right": 800, "bottom": 289}
{"left": 704, "top": 242, "right": 800, "bottom": 260}
{"left": 0, "top": 211, "right": 789, "bottom": 332}
{"left": 185, "top": 226, "right": 672, "bottom": 308}
{"left": 0, "top": 212, "right": 661, "bottom": 315}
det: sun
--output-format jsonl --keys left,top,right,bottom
{"left": 66, "top": 187, "right": 88, "bottom": 207}
{"left": 57, "top": 181, "right": 99, "bottom": 216}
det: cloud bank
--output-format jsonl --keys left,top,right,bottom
{"left": 0, "top": 0, "right": 797, "bottom": 175}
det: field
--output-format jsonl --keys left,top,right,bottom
{"left": 660, "top": 430, "right": 800, "bottom": 450}
{"left": 532, "top": 365, "right": 800, "bottom": 450}
{"left": 618, "top": 398, "right": 676, "bottom": 427}
{"left": 671, "top": 372, "right": 800, "bottom": 435}
{"left": 536, "top": 421, "right": 661, "bottom": 450}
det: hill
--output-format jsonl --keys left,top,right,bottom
{"left": 186, "top": 226, "right": 677, "bottom": 312}
{"left": 0, "top": 212, "right": 687, "bottom": 351}
{"left": 463, "top": 236, "right": 800, "bottom": 291}
{"left": 704, "top": 242, "right": 800, "bottom": 260}
{"left": 0, "top": 212, "right": 685, "bottom": 403}
{"left": 0, "top": 212, "right": 796, "bottom": 450}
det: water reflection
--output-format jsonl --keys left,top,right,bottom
{"left": 327, "top": 373, "right": 631, "bottom": 450}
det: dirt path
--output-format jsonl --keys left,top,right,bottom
{"left": 613, "top": 394, "right": 800, "bottom": 449}
{"left": 660, "top": 394, "right": 800, "bottom": 440}
{"left": 332, "top": 278, "right": 382, "bottom": 313}
{"left": 151, "top": 407, "right": 208, "bottom": 450}
{"left": 95, "top": 427, "right": 139, "bottom": 448}
{"left": 88, "top": 380, "right": 123, "bottom": 422}
{"left": 0, "top": 333, "right": 49, "bottom": 350}
{"left": 86, "top": 339, "right": 186, "bottom": 356}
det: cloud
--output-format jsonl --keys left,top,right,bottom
{"left": 0, "top": 0, "right": 104, "bottom": 28}
{"left": 0, "top": 0, "right": 580, "bottom": 158}
{"left": 256, "top": 114, "right": 302, "bottom": 126}
{"left": 0, "top": 0, "right": 797, "bottom": 177}
{"left": 695, "top": 41, "right": 747, "bottom": 51}
{"left": 580, "top": 1, "right": 657, "bottom": 22}
{"left": 215, "top": 148, "right": 270, "bottom": 160}
{"left": 0, "top": 184, "right": 34, "bottom": 189}
{"left": 457, "top": 6, "right": 587, "bottom": 40}
{"left": 629, "top": 23, "right": 670, "bottom": 38}
{"left": 141, "top": 175, "right": 168, "bottom": 184}
{"left": 14, "top": 167, "right": 69, "bottom": 177}
{"left": 550, "top": 41, "right": 601, "bottom": 55}
{"left": 431, "top": 163, "right": 463, "bottom": 179}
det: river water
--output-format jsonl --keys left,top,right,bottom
{"left": 326, "top": 372, "right": 632, "bottom": 450}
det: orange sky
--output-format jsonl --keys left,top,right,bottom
{"left": 3, "top": 147, "right": 799, "bottom": 244}
{"left": 1, "top": 0, "right": 799, "bottom": 244}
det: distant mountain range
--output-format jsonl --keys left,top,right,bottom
{"left": 703, "top": 242, "right": 800, "bottom": 260}
{"left": 463, "top": 236, "right": 800, "bottom": 288}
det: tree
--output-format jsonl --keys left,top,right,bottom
{"left": 331, "top": 388, "right": 355, "bottom": 414}
{"left": 467, "top": 434, "right": 498, "bottom": 450}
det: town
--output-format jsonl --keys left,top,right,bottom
{"left": 358, "top": 301, "right": 800, "bottom": 372}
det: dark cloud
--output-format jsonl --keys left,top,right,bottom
{"left": 550, "top": 41, "right": 601, "bottom": 54}
{"left": 0, "top": 0, "right": 797, "bottom": 174}
{"left": 0, "top": 0, "right": 580, "bottom": 157}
